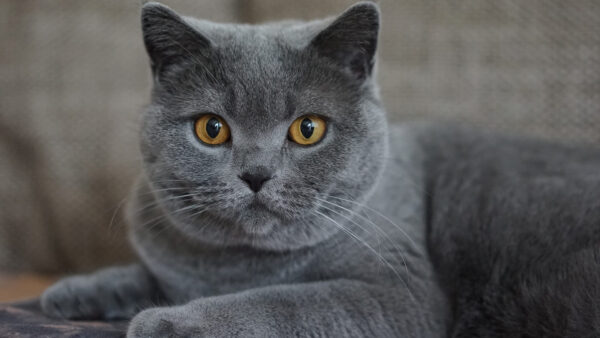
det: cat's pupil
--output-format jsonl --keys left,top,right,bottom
{"left": 300, "top": 118, "right": 314, "bottom": 138}
{"left": 206, "top": 117, "right": 221, "bottom": 138}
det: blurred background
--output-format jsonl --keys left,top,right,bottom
{"left": 1, "top": 0, "right": 599, "bottom": 300}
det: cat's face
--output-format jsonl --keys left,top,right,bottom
{"left": 139, "top": 2, "right": 387, "bottom": 250}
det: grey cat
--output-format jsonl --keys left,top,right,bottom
{"left": 40, "top": 1, "right": 600, "bottom": 337}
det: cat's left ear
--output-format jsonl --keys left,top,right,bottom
{"left": 309, "top": 2, "right": 380, "bottom": 80}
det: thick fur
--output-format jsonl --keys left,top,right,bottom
{"left": 40, "top": 2, "right": 600, "bottom": 337}
{"left": 418, "top": 124, "right": 600, "bottom": 337}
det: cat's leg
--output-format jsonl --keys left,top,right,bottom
{"left": 127, "top": 279, "right": 440, "bottom": 338}
{"left": 41, "top": 264, "right": 161, "bottom": 320}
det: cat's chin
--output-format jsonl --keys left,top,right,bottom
{"left": 237, "top": 202, "right": 280, "bottom": 236}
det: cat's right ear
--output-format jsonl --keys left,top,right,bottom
{"left": 141, "top": 2, "right": 211, "bottom": 78}
{"left": 309, "top": 2, "right": 380, "bottom": 81}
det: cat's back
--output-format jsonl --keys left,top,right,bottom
{"left": 395, "top": 121, "right": 600, "bottom": 336}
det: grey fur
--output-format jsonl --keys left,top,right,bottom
{"left": 40, "top": 2, "right": 600, "bottom": 337}
{"left": 418, "top": 123, "right": 600, "bottom": 337}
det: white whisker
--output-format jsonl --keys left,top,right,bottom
{"left": 325, "top": 195, "right": 420, "bottom": 251}
{"left": 315, "top": 198, "right": 411, "bottom": 279}
{"left": 313, "top": 210, "right": 416, "bottom": 303}
{"left": 131, "top": 191, "right": 200, "bottom": 216}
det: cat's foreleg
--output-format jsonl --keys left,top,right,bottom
{"left": 41, "top": 263, "right": 161, "bottom": 320}
{"left": 127, "top": 279, "right": 424, "bottom": 337}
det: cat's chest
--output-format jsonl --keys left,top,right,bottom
{"left": 144, "top": 242, "right": 320, "bottom": 302}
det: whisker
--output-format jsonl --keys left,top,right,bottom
{"left": 149, "top": 179, "right": 191, "bottom": 185}
{"left": 185, "top": 207, "right": 210, "bottom": 220}
{"left": 139, "top": 202, "right": 212, "bottom": 239}
{"left": 325, "top": 195, "right": 420, "bottom": 251}
{"left": 101, "top": 196, "right": 138, "bottom": 248}
{"left": 143, "top": 186, "right": 188, "bottom": 193}
{"left": 130, "top": 191, "right": 200, "bottom": 216}
{"left": 143, "top": 201, "right": 220, "bottom": 245}
{"left": 103, "top": 186, "right": 189, "bottom": 234}
{"left": 313, "top": 210, "right": 416, "bottom": 303}
{"left": 104, "top": 185, "right": 189, "bottom": 235}
{"left": 315, "top": 198, "right": 411, "bottom": 279}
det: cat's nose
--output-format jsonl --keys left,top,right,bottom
{"left": 239, "top": 170, "right": 273, "bottom": 193}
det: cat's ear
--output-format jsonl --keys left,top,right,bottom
{"left": 141, "top": 2, "right": 211, "bottom": 77}
{"left": 309, "top": 2, "right": 380, "bottom": 80}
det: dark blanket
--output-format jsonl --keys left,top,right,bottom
{"left": 0, "top": 300, "right": 127, "bottom": 337}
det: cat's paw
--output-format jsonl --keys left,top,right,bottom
{"left": 127, "top": 304, "right": 263, "bottom": 338}
{"left": 41, "top": 275, "right": 141, "bottom": 320}
{"left": 127, "top": 307, "right": 194, "bottom": 338}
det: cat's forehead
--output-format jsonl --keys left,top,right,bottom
{"left": 184, "top": 17, "right": 324, "bottom": 49}
{"left": 165, "top": 16, "right": 359, "bottom": 124}
{"left": 218, "top": 50, "right": 301, "bottom": 123}
{"left": 185, "top": 19, "right": 304, "bottom": 79}
{"left": 181, "top": 19, "right": 326, "bottom": 121}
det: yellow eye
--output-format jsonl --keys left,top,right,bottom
{"left": 288, "top": 115, "right": 327, "bottom": 145}
{"left": 194, "top": 114, "right": 230, "bottom": 145}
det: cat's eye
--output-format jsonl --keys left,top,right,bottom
{"left": 288, "top": 115, "right": 327, "bottom": 145}
{"left": 194, "top": 114, "right": 231, "bottom": 145}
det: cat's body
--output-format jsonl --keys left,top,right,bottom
{"left": 421, "top": 124, "right": 600, "bottom": 337}
{"left": 40, "top": 2, "right": 600, "bottom": 337}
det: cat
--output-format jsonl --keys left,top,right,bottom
{"left": 40, "top": 1, "right": 600, "bottom": 337}
{"left": 41, "top": 2, "right": 446, "bottom": 336}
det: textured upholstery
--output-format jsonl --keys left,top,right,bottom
{"left": 1, "top": 0, "right": 599, "bottom": 273}
{"left": 0, "top": 300, "right": 126, "bottom": 336}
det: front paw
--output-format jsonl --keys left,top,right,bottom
{"left": 127, "top": 307, "right": 191, "bottom": 338}
{"left": 41, "top": 275, "right": 141, "bottom": 320}
{"left": 128, "top": 299, "right": 273, "bottom": 338}
{"left": 128, "top": 305, "right": 241, "bottom": 338}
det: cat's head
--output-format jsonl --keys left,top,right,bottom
{"left": 139, "top": 2, "right": 388, "bottom": 250}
